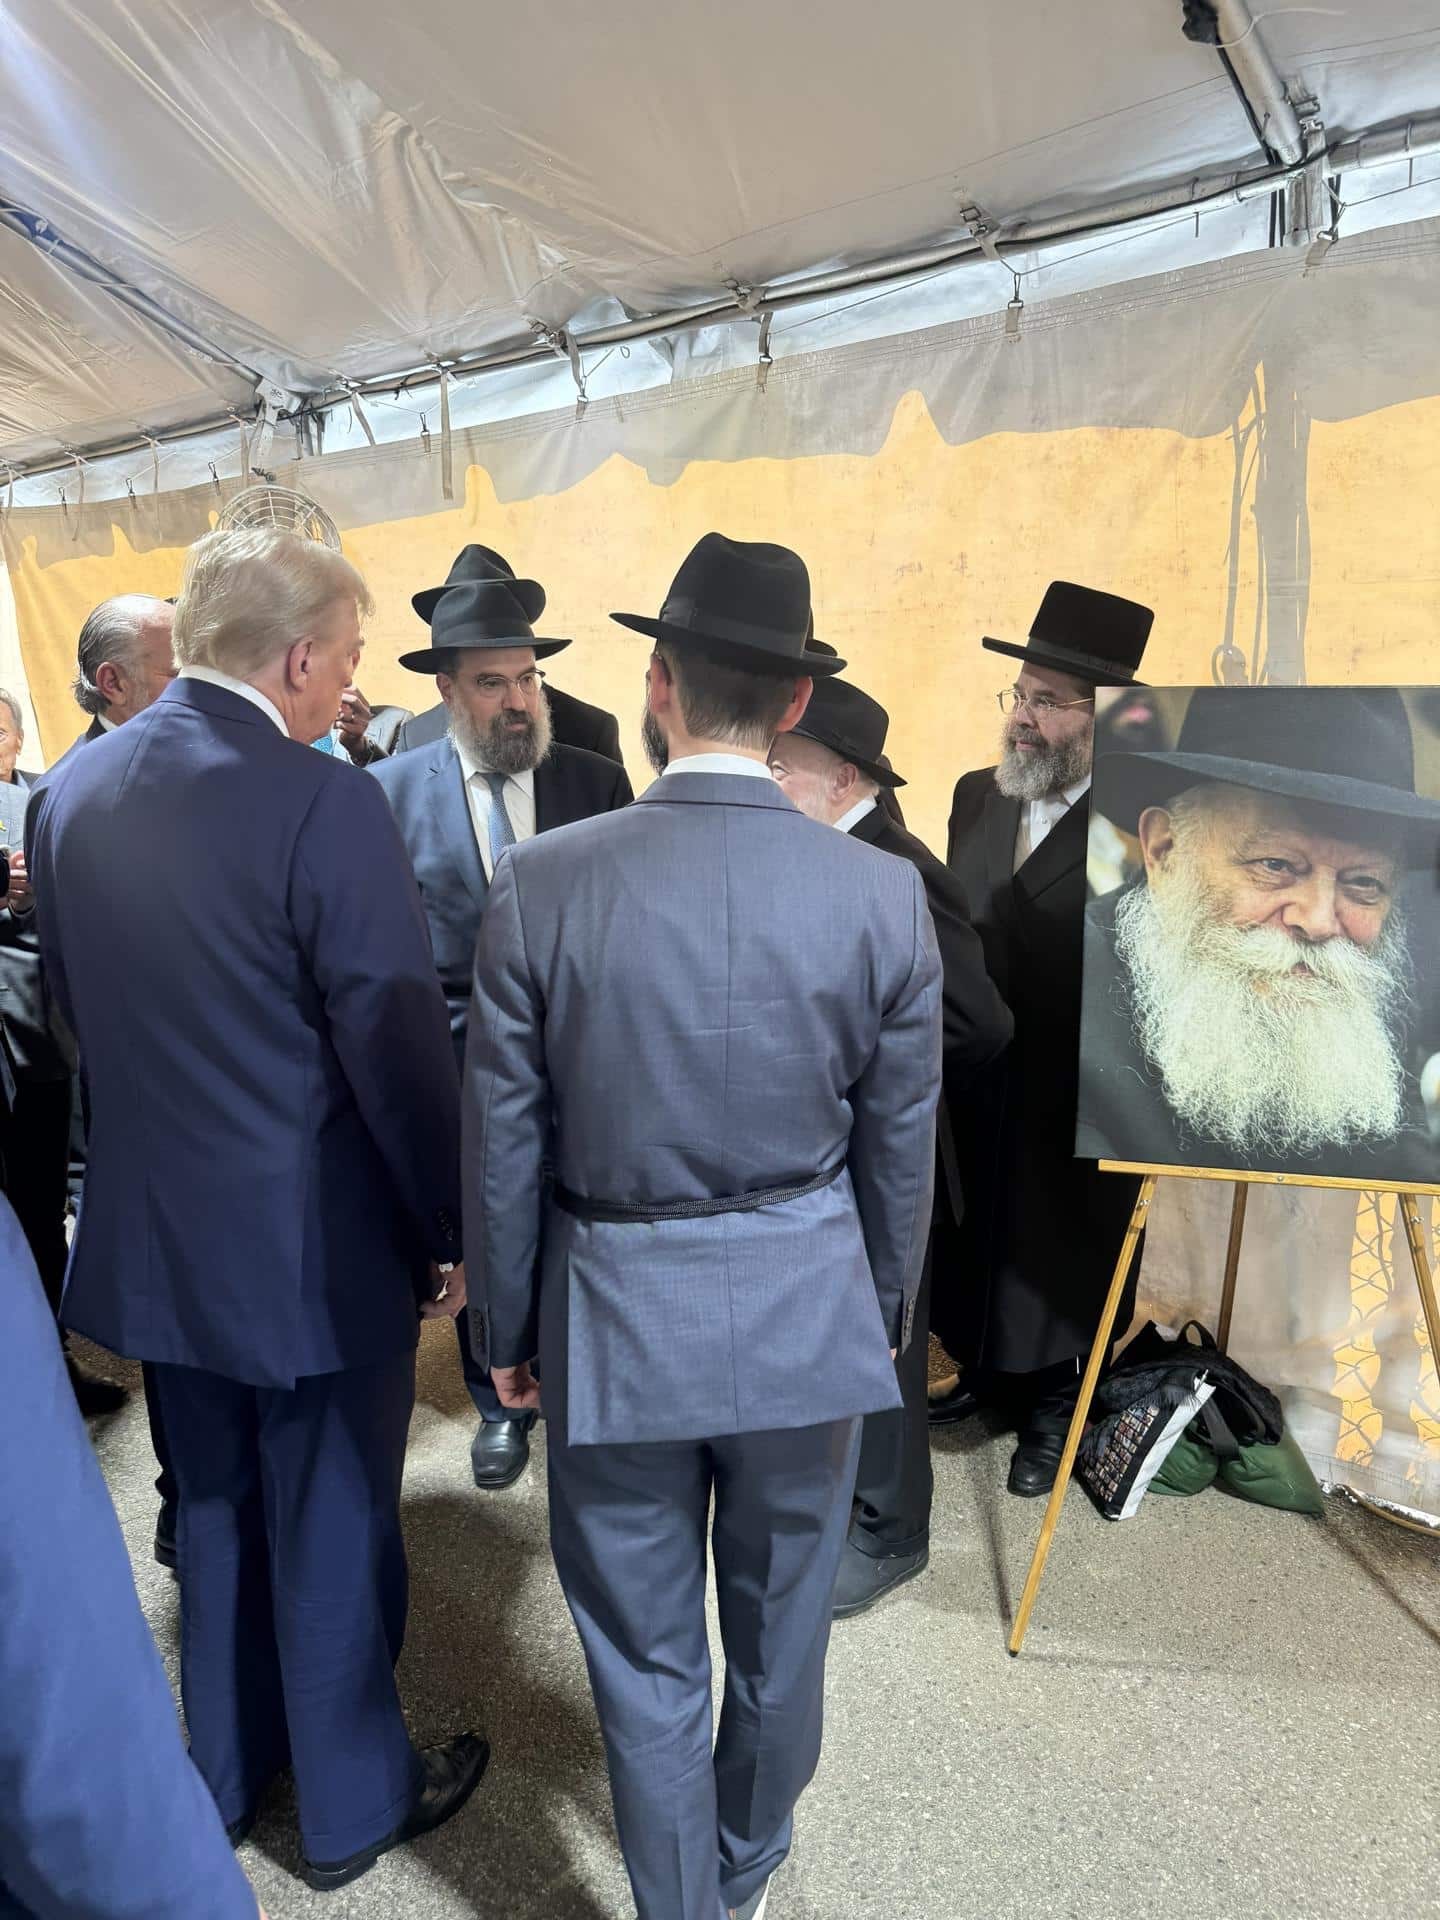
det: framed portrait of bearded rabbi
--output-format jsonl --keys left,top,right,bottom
{"left": 1076, "top": 686, "right": 1440, "bottom": 1190}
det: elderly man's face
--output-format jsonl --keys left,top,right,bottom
{"left": 1139, "top": 788, "right": 1398, "bottom": 956}
{"left": 297, "top": 599, "right": 363, "bottom": 743}
{"left": 104, "top": 605, "right": 177, "bottom": 723}
{"left": 1116, "top": 781, "right": 1411, "bottom": 1160}
{"left": 768, "top": 732, "right": 854, "bottom": 825}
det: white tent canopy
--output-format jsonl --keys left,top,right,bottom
{"left": 3, "top": 0, "right": 1439, "bottom": 498}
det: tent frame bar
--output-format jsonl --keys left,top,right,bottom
{"left": 4, "top": 107, "right": 1439, "bottom": 492}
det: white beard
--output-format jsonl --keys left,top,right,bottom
{"left": 1112, "top": 865, "right": 1411, "bottom": 1160}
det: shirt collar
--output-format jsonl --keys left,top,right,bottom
{"left": 661, "top": 751, "right": 774, "bottom": 781}
{"left": 177, "top": 665, "right": 288, "bottom": 737}
{"left": 1033, "top": 774, "right": 1092, "bottom": 816}
{"left": 835, "top": 794, "right": 879, "bottom": 834}
{"left": 96, "top": 712, "right": 119, "bottom": 734}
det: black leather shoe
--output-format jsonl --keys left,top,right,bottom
{"left": 832, "top": 1539, "right": 929, "bottom": 1619}
{"left": 67, "top": 1357, "right": 129, "bottom": 1418}
{"left": 154, "top": 1503, "right": 179, "bottom": 1572}
{"left": 300, "top": 1732, "right": 490, "bottom": 1891}
{"left": 1008, "top": 1430, "right": 1069, "bottom": 1497}
{"left": 470, "top": 1418, "right": 533, "bottom": 1490}
{"left": 927, "top": 1373, "right": 983, "bottom": 1428}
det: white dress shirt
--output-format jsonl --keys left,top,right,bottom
{"left": 95, "top": 712, "right": 118, "bottom": 735}
{"left": 1015, "top": 775, "right": 1091, "bottom": 873}
{"left": 834, "top": 794, "right": 879, "bottom": 834}
{"left": 453, "top": 737, "right": 537, "bottom": 880}
{"left": 660, "top": 752, "right": 775, "bottom": 782}
{"left": 176, "top": 665, "right": 288, "bottom": 737}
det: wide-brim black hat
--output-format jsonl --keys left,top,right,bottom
{"left": 983, "top": 580, "right": 1153, "bottom": 684}
{"left": 612, "top": 532, "right": 845, "bottom": 677}
{"left": 399, "top": 577, "right": 572, "bottom": 672}
{"left": 791, "top": 675, "right": 905, "bottom": 788}
{"left": 412, "top": 543, "right": 548, "bottom": 626}
{"left": 1099, "top": 686, "right": 1440, "bottom": 862}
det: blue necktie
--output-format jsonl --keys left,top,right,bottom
{"left": 485, "top": 771, "right": 516, "bottom": 870}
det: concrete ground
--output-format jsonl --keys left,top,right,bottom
{"left": 84, "top": 1324, "right": 1440, "bottom": 1920}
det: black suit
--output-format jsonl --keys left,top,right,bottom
{"left": 392, "top": 686, "right": 625, "bottom": 765}
{"left": 1, "top": 770, "right": 77, "bottom": 1315}
{"left": 943, "top": 769, "right": 1142, "bottom": 1379}
{"left": 846, "top": 802, "right": 1012, "bottom": 1555}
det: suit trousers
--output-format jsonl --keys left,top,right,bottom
{"left": 454, "top": 1305, "right": 506, "bottom": 1421}
{"left": 850, "top": 1240, "right": 934, "bottom": 1557}
{"left": 548, "top": 1415, "right": 862, "bottom": 1920}
{"left": 149, "top": 1352, "right": 424, "bottom": 1862}
{"left": 0, "top": 1076, "right": 72, "bottom": 1315}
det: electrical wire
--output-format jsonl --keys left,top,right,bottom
{"left": 1213, "top": 7, "right": 1348, "bottom": 51}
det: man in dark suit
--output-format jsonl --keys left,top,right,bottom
{"left": 2, "top": 687, "right": 126, "bottom": 1420}
{"left": 769, "top": 674, "right": 1012, "bottom": 1615}
{"left": 465, "top": 535, "right": 941, "bottom": 1920}
{"left": 27, "top": 527, "right": 487, "bottom": 1892}
{"left": 373, "top": 569, "right": 632, "bottom": 1488}
{"left": 0, "top": 1192, "right": 265, "bottom": 1919}
{"left": 390, "top": 545, "right": 624, "bottom": 764}
{"left": 937, "top": 582, "right": 1153, "bottom": 1496}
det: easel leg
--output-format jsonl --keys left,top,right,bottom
{"left": 1397, "top": 1193, "right": 1440, "bottom": 1387}
{"left": 1217, "top": 1180, "right": 1249, "bottom": 1356}
{"left": 1008, "top": 1174, "right": 1157, "bottom": 1657}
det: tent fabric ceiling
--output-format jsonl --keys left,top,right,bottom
{"left": 1, "top": 0, "right": 1438, "bottom": 470}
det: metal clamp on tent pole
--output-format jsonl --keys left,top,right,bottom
{"left": 530, "top": 319, "right": 589, "bottom": 418}
{"left": 959, "top": 203, "right": 1003, "bottom": 264}
{"left": 756, "top": 312, "right": 774, "bottom": 391}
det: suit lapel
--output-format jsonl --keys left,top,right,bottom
{"left": 983, "top": 786, "right": 1022, "bottom": 921}
{"left": 427, "top": 748, "right": 488, "bottom": 909}
{"left": 1015, "top": 794, "right": 1089, "bottom": 903}
{"left": 534, "top": 758, "right": 569, "bottom": 834}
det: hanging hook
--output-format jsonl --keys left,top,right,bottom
{"left": 1005, "top": 272, "right": 1025, "bottom": 341}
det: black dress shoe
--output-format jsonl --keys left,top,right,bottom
{"left": 154, "top": 1503, "right": 179, "bottom": 1573}
{"left": 300, "top": 1732, "right": 490, "bottom": 1892}
{"left": 832, "top": 1539, "right": 929, "bottom": 1619}
{"left": 470, "top": 1417, "right": 533, "bottom": 1490}
{"left": 927, "top": 1374, "right": 983, "bottom": 1428}
{"left": 67, "top": 1356, "right": 129, "bottom": 1418}
{"left": 1008, "top": 1430, "right": 1069, "bottom": 1497}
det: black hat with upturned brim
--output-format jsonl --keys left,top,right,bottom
{"left": 1099, "top": 686, "right": 1440, "bottom": 862}
{"left": 611, "top": 532, "right": 845, "bottom": 676}
{"left": 790, "top": 675, "right": 906, "bottom": 788}
{"left": 399, "top": 577, "right": 572, "bottom": 672}
{"left": 983, "top": 580, "right": 1153, "bottom": 684}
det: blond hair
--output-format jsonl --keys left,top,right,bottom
{"left": 172, "top": 529, "right": 372, "bottom": 679}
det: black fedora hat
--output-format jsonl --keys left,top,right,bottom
{"left": 791, "top": 676, "right": 905, "bottom": 788}
{"left": 1100, "top": 686, "right": 1440, "bottom": 861}
{"left": 399, "top": 577, "right": 572, "bottom": 672}
{"left": 612, "top": 533, "right": 845, "bottom": 677}
{"left": 984, "top": 581, "right": 1153, "bottom": 684}
{"left": 412, "top": 543, "right": 547, "bottom": 626}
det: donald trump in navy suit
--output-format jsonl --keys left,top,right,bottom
{"left": 26, "top": 529, "right": 488, "bottom": 1892}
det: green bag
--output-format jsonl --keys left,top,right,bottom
{"left": 1218, "top": 1423, "right": 1325, "bottom": 1516}
{"left": 1151, "top": 1430, "right": 1219, "bottom": 1497}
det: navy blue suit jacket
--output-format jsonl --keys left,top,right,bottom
{"left": 371, "top": 737, "right": 632, "bottom": 1062}
{"left": 26, "top": 675, "right": 461, "bottom": 1388}
{"left": 0, "top": 1196, "right": 256, "bottom": 1919}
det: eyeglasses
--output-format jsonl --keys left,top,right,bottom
{"left": 996, "top": 687, "right": 1095, "bottom": 717}
{"left": 469, "top": 668, "right": 547, "bottom": 699}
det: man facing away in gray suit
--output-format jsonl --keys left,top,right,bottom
{"left": 463, "top": 533, "right": 942, "bottom": 1920}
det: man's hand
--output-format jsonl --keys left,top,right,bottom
{"left": 492, "top": 1361, "right": 541, "bottom": 1412}
{"left": 6, "top": 850, "right": 34, "bottom": 915}
{"left": 421, "top": 1260, "right": 467, "bottom": 1320}
{"left": 336, "top": 685, "right": 373, "bottom": 747}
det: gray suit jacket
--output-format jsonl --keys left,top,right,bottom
{"left": 463, "top": 770, "right": 942, "bottom": 1446}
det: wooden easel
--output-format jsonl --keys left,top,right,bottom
{"left": 1008, "top": 1162, "right": 1440, "bottom": 1656}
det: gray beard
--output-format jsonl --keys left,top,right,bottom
{"left": 1113, "top": 864, "right": 1411, "bottom": 1160}
{"left": 450, "top": 692, "right": 553, "bottom": 776}
{"left": 993, "top": 721, "right": 1092, "bottom": 801}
